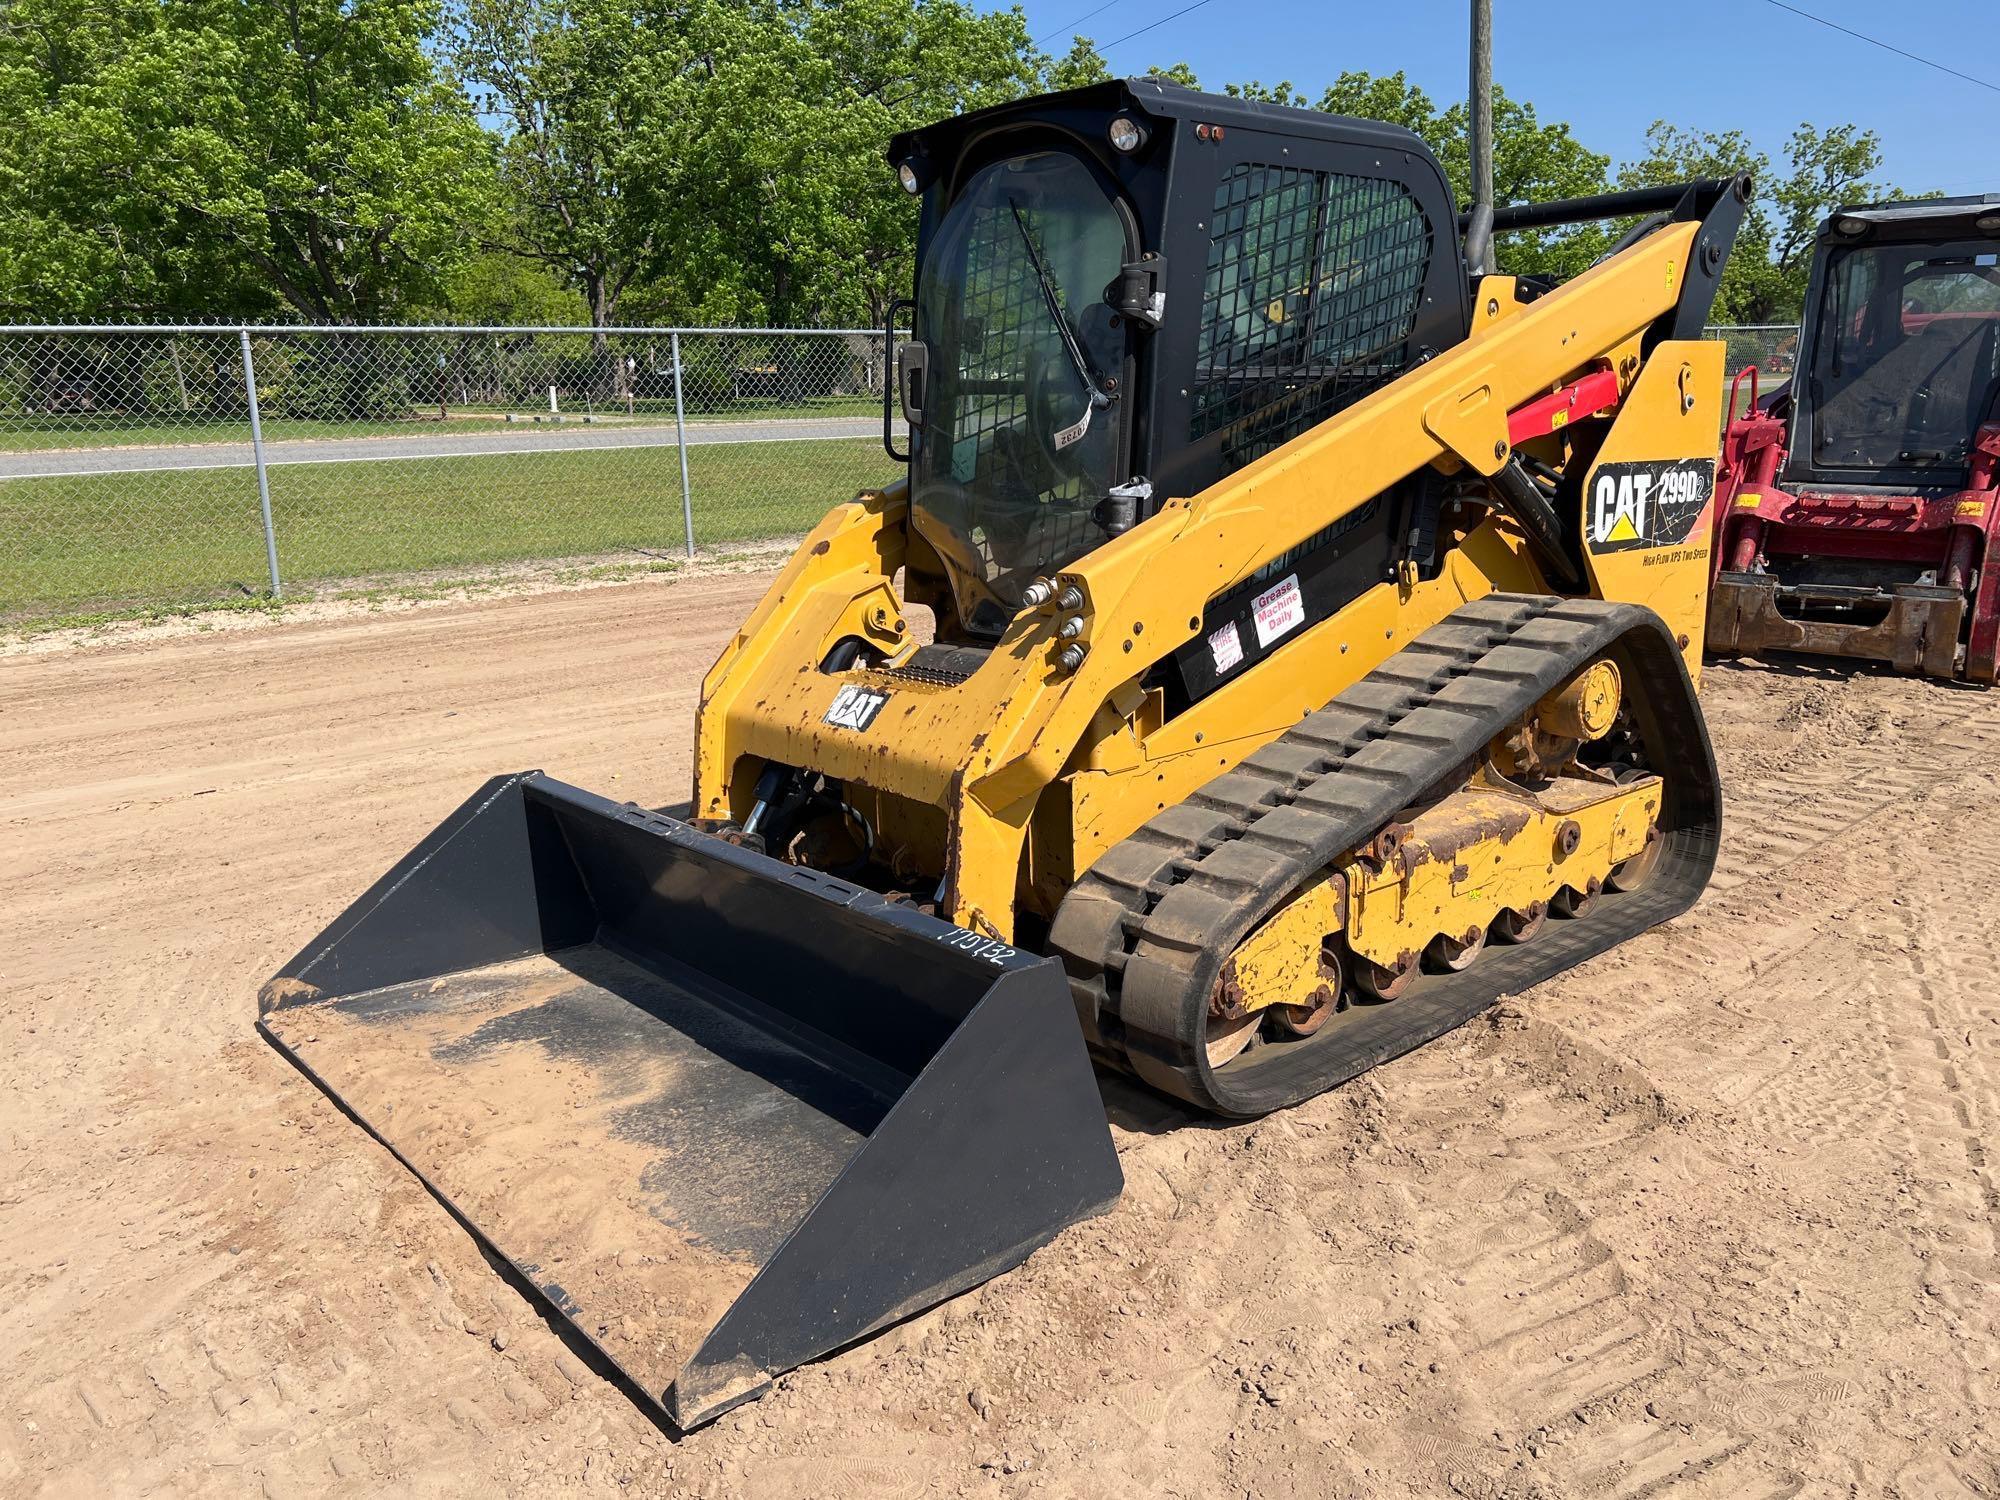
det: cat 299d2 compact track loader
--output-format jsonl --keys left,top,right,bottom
{"left": 258, "top": 79, "right": 1749, "bottom": 1429}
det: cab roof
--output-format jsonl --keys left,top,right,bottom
{"left": 1819, "top": 194, "right": 2000, "bottom": 240}
{"left": 887, "top": 76, "right": 1436, "bottom": 170}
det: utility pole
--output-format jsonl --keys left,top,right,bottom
{"left": 1467, "top": 0, "right": 1495, "bottom": 275}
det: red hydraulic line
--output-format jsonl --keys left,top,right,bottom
{"left": 1507, "top": 368, "right": 1622, "bottom": 447}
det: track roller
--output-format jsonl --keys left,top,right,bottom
{"left": 1426, "top": 924, "right": 1487, "bottom": 972}
{"left": 1551, "top": 877, "right": 1604, "bottom": 919}
{"left": 1492, "top": 901, "right": 1548, "bottom": 944}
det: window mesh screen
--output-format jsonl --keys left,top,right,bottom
{"left": 956, "top": 203, "right": 1074, "bottom": 499}
{"left": 1191, "top": 164, "right": 1432, "bottom": 470}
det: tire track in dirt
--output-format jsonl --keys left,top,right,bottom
{"left": 1327, "top": 669, "right": 2000, "bottom": 1497}
{"left": 1847, "top": 832, "right": 2000, "bottom": 1493}
{"left": 1704, "top": 672, "right": 2000, "bottom": 894}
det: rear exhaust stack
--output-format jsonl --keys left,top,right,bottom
{"left": 258, "top": 772, "right": 1121, "bottom": 1428}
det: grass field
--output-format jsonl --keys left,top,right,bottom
{"left": 1, "top": 436, "right": 890, "bottom": 625}
{"left": 0, "top": 394, "right": 880, "bottom": 453}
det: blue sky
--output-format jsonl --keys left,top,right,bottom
{"left": 1006, "top": 0, "right": 1997, "bottom": 199}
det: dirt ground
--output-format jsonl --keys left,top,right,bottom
{"left": 4, "top": 572, "right": 1998, "bottom": 1499}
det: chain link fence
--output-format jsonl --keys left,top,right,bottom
{"left": 1706, "top": 323, "right": 1801, "bottom": 413}
{"left": 0, "top": 324, "right": 902, "bottom": 625}
{"left": 2, "top": 321, "right": 1803, "bottom": 628}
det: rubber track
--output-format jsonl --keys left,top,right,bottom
{"left": 1047, "top": 593, "right": 1721, "bottom": 1116}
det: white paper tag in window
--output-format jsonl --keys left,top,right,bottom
{"left": 1251, "top": 573, "right": 1306, "bottom": 648}
{"left": 1053, "top": 403, "right": 1092, "bottom": 451}
{"left": 1208, "top": 620, "right": 1244, "bottom": 675}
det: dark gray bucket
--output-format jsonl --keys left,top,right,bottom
{"left": 258, "top": 772, "right": 1122, "bottom": 1428}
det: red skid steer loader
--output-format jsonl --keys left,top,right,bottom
{"left": 1709, "top": 195, "right": 2000, "bottom": 682}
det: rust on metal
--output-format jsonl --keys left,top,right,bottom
{"left": 1272, "top": 939, "right": 1344, "bottom": 1038}
{"left": 1398, "top": 795, "right": 1535, "bottom": 869}
{"left": 1357, "top": 821, "right": 1414, "bottom": 874}
{"left": 1209, "top": 961, "right": 1250, "bottom": 1021}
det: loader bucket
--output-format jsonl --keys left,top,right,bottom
{"left": 256, "top": 772, "right": 1122, "bottom": 1429}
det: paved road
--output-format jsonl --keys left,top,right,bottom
{"left": 0, "top": 415, "right": 898, "bottom": 479}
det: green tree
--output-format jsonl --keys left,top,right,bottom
{"left": 1621, "top": 119, "right": 1887, "bottom": 320}
{"left": 1769, "top": 123, "right": 1885, "bottom": 312}
{"left": 1225, "top": 78, "right": 1312, "bottom": 108}
{"left": 419, "top": 250, "right": 590, "bottom": 326}
{"left": 454, "top": 0, "right": 679, "bottom": 331}
{"left": 1317, "top": 69, "right": 1442, "bottom": 137}
{"left": 684, "top": 0, "right": 1047, "bottom": 326}
{"left": 0, "top": 0, "right": 495, "bottom": 320}
{"left": 456, "top": 0, "right": 1045, "bottom": 329}
{"left": 1422, "top": 88, "right": 1613, "bottom": 280}
{"left": 1229, "top": 69, "right": 1440, "bottom": 136}
{"left": 1046, "top": 36, "right": 1111, "bottom": 91}
{"left": 1039, "top": 38, "right": 1195, "bottom": 94}
{"left": 1618, "top": 122, "right": 1778, "bottom": 321}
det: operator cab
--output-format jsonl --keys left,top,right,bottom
{"left": 885, "top": 78, "right": 1469, "bottom": 643}
{"left": 1785, "top": 195, "right": 2000, "bottom": 489}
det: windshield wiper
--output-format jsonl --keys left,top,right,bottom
{"left": 1008, "top": 200, "right": 1112, "bottom": 441}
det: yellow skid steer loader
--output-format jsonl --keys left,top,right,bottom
{"left": 259, "top": 79, "right": 1749, "bottom": 1428}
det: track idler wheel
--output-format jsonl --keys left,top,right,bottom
{"left": 1204, "top": 1012, "right": 1260, "bottom": 1067}
{"left": 1355, "top": 950, "right": 1419, "bottom": 1002}
{"left": 1605, "top": 768, "right": 1663, "bottom": 892}
{"left": 1606, "top": 832, "right": 1663, "bottom": 893}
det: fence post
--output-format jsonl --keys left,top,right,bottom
{"left": 238, "top": 328, "right": 282, "bottom": 597}
{"left": 671, "top": 332, "right": 696, "bottom": 559}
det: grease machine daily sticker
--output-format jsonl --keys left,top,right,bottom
{"left": 824, "top": 683, "right": 890, "bottom": 730}
{"left": 1250, "top": 574, "right": 1307, "bottom": 648}
{"left": 1588, "top": 459, "right": 1715, "bottom": 552}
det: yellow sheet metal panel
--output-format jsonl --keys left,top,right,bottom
{"left": 1062, "top": 522, "right": 1541, "bottom": 881}
{"left": 694, "top": 482, "right": 911, "bottom": 817}
{"left": 1577, "top": 338, "right": 1728, "bottom": 681}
